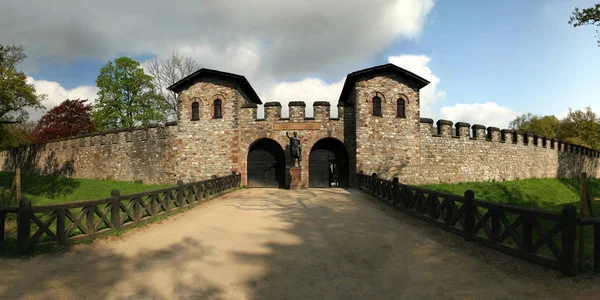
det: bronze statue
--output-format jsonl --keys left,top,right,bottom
{"left": 286, "top": 131, "right": 302, "bottom": 167}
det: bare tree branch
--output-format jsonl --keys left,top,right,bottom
{"left": 144, "top": 51, "right": 199, "bottom": 120}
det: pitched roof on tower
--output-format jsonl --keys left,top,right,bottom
{"left": 167, "top": 68, "right": 262, "bottom": 104}
{"left": 338, "top": 63, "right": 430, "bottom": 103}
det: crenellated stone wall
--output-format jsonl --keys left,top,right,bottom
{"left": 2, "top": 64, "right": 599, "bottom": 187}
{"left": 0, "top": 125, "right": 178, "bottom": 184}
{"left": 388, "top": 119, "right": 600, "bottom": 185}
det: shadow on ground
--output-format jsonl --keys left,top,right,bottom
{"left": 0, "top": 238, "right": 224, "bottom": 299}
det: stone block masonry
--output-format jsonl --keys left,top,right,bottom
{"left": 0, "top": 125, "right": 178, "bottom": 184}
{"left": 1, "top": 63, "right": 599, "bottom": 187}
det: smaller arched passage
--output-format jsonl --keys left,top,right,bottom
{"left": 247, "top": 138, "right": 286, "bottom": 188}
{"left": 309, "top": 138, "right": 349, "bottom": 188}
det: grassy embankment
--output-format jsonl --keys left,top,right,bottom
{"left": 419, "top": 177, "right": 600, "bottom": 269}
{"left": 0, "top": 171, "right": 176, "bottom": 255}
{"left": 0, "top": 171, "right": 173, "bottom": 206}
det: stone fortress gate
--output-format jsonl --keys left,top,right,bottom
{"left": 1, "top": 64, "right": 599, "bottom": 187}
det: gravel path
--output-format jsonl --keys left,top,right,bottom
{"left": 0, "top": 188, "right": 598, "bottom": 300}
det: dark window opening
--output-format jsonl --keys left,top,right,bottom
{"left": 191, "top": 102, "right": 199, "bottom": 121}
{"left": 397, "top": 98, "right": 406, "bottom": 118}
{"left": 373, "top": 96, "right": 382, "bottom": 116}
{"left": 213, "top": 99, "right": 222, "bottom": 118}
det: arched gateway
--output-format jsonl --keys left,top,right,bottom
{"left": 309, "top": 138, "right": 349, "bottom": 188}
{"left": 247, "top": 139, "right": 286, "bottom": 188}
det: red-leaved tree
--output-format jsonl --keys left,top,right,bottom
{"left": 30, "top": 99, "right": 96, "bottom": 143}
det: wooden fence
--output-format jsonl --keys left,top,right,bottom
{"left": 356, "top": 173, "right": 577, "bottom": 277}
{"left": 1, "top": 173, "right": 241, "bottom": 253}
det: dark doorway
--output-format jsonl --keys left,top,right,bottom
{"left": 309, "top": 138, "right": 349, "bottom": 188}
{"left": 247, "top": 139, "right": 286, "bottom": 188}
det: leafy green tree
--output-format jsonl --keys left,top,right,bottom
{"left": 556, "top": 106, "right": 600, "bottom": 150}
{"left": 92, "top": 57, "right": 166, "bottom": 130}
{"left": 509, "top": 113, "right": 560, "bottom": 138}
{"left": 569, "top": 4, "right": 600, "bottom": 46}
{"left": 0, "top": 45, "right": 45, "bottom": 125}
{"left": 0, "top": 121, "right": 36, "bottom": 150}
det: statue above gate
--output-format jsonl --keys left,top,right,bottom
{"left": 286, "top": 131, "right": 303, "bottom": 167}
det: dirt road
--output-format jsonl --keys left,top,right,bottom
{"left": 0, "top": 188, "right": 599, "bottom": 299}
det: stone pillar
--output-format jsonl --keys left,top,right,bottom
{"left": 455, "top": 122, "right": 471, "bottom": 138}
{"left": 501, "top": 129, "right": 513, "bottom": 143}
{"left": 289, "top": 167, "right": 303, "bottom": 189}
{"left": 420, "top": 118, "right": 434, "bottom": 135}
{"left": 487, "top": 127, "right": 500, "bottom": 142}
{"left": 313, "top": 101, "right": 330, "bottom": 122}
{"left": 436, "top": 120, "right": 453, "bottom": 137}
{"left": 523, "top": 133, "right": 534, "bottom": 146}
{"left": 240, "top": 103, "right": 257, "bottom": 124}
{"left": 288, "top": 101, "right": 306, "bottom": 122}
{"left": 264, "top": 102, "right": 281, "bottom": 121}
{"left": 472, "top": 124, "right": 486, "bottom": 140}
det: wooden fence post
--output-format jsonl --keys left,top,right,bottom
{"left": 580, "top": 172, "right": 587, "bottom": 270}
{"left": 0, "top": 211, "right": 6, "bottom": 244}
{"left": 17, "top": 198, "right": 32, "bottom": 254}
{"left": 595, "top": 224, "right": 600, "bottom": 272}
{"left": 561, "top": 204, "right": 577, "bottom": 277}
{"left": 57, "top": 209, "right": 66, "bottom": 245}
{"left": 464, "top": 190, "right": 475, "bottom": 241}
{"left": 392, "top": 177, "right": 400, "bottom": 208}
{"left": 111, "top": 190, "right": 121, "bottom": 230}
{"left": 177, "top": 180, "right": 184, "bottom": 208}
{"left": 490, "top": 209, "right": 500, "bottom": 244}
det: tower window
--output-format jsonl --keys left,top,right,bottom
{"left": 397, "top": 98, "right": 406, "bottom": 118}
{"left": 191, "top": 102, "right": 199, "bottom": 121}
{"left": 213, "top": 99, "right": 222, "bottom": 118}
{"left": 372, "top": 96, "right": 382, "bottom": 116}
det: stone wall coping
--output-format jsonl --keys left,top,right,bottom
{"left": 241, "top": 103, "right": 258, "bottom": 108}
{"left": 3, "top": 122, "right": 176, "bottom": 149}
{"left": 313, "top": 101, "right": 331, "bottom": 107}
{"left": 420, "top": 119, "right": 600, "bottom": 157}
{"left": 264, "top": 102, "right": 282, "bottom": 107}
{"left": 288, "top": 101, "right": 306, "bottom": 107}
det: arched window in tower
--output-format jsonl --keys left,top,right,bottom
{"left": 372, "top": 96, "right": 382, "bottom": 116}
{"left": 397, "top": 98, "right": 406, "bottom": 118}
{"left": 191, "top": 101, "right": 200, "bottom": 121}
{"left": 213, "top": 99, "right": 222, "bottom": 118}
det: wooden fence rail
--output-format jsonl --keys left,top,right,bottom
{"left": 356, "top": 173, "right": 577, "bottom": 277}
{"left": 3, "top": 173, "right": 241, "bottom": 253}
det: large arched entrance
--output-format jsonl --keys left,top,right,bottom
{"left": 247, "top": 138, "right": 286, "bottom": 188}
{"left": 309, "top": 138, "right": 349, "bottom": 187}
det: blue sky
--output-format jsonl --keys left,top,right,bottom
{"left": 4, "top": 0, "right": 599, "bottom": 127}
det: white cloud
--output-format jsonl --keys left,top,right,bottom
{"left": 439, "top": 102, "right": 519, "bottom": 129}
{"left": 388, "top": 54, "right": 446, "bottom": 117}
{"left": 25, "top": 77, "right": 99, "bottom": 121}
{"left": 2, "top": 0, "right": 434, "bottom": 80}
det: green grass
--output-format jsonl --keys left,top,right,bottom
{"left": 0, "top": 171, "right": 174, "bottom": 206}
{"left": 418, "top": 177, "right": 600, "bottom": 213}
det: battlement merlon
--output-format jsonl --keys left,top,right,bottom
{"left": 420, "top": 118, "right": 600, "bottom": 158}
